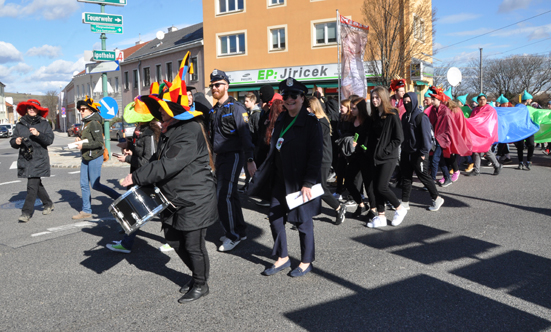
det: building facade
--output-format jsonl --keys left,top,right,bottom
{"left": 0, "top": 82, "right": 7, "bottom": 123}
{"left": 120, "top": 23, "right": 205, "bottom": 107}
{"left": 202, "top": 0, "right": 433, "bottom": 100}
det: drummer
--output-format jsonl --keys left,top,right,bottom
{"left": 120, "top": 82, "right": 218, "bottom": 303}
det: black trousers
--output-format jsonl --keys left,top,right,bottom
{"left": 164, "top": 225, "right": 209, "bottom": 286}
{"left": 320, "top": 165, "right": 340, "bottom": 210}
{"left": 344, "top": 156, "right": 376, "bottom": 208}
{"left": 22, "top": 177, "right": 53, "bottom": 216}
{"left": 374, "top": 161, "right": 400, "bottom": 213}
{"left": 400, "top": 151, "right": 439, "bottom": 202}
{"left": 215, "top": 152, "right": 247, "bottom": 241}
{"left": 269, "top": 183, "right": 314, "bottom": 263}
{"left": 444, "top": 154, "right": 458, "bottom": 173}
{"left": 515, "top": 135, "right": 535, "bottom": 162}
{"left": 335, "top": 155, "right": 347, "bottom": 194}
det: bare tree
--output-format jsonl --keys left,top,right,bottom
{"left": 42, "top": 90, "right": 59, "bottom": 128}
{"left": 361, "top": 0, "right": 435, "bottom": 87}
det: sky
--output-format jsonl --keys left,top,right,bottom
{"left": 0, "top": 0, "right": 550, "bottom": 95}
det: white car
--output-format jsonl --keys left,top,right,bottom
{"left": 109, "top": 122, "right": 136, "bottom": 141}
{"left": 0, "top": 124, "right": 15, "bottom": 136}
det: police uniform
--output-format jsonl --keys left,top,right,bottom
{"left": 248, "top": 78, "right": 323, "bottom": 270}
{"left": 209, "top": 69, "right": 255, "bottom": 243}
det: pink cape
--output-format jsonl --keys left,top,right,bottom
{"left": 465, "top": 104, "right": 499, "bottom": 153}
{"left": 427, "top": 105, "right": 473, "bottom": 157}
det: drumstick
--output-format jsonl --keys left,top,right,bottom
{"left": 119, "top": 178, "right": 126, "bottom": 186}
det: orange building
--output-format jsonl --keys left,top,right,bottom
{"left": 202, "top": 0, "right": 434, "bottom": 100}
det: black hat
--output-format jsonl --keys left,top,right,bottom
{"left": 259, "top": 85, "right": 275, "bottom": 103}
{"left": 278, "top": 77, "right": 308, "bottom": 95}
{"left": 210, "top": 69, "right": 230, "bottom": 84}
{"left": 186, "top": 86, "right": 196, "bottom": 92}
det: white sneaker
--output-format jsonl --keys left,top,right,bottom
{"left": 219, "top": 235, "right": 247, "bottom": 242}
{"left": 428, "top": 196, "right": 444, "bottom": 212}
{"left": 367, "top": 216, "right": 387, "bottom": 228}
{"left": 392, "top": 208, "right": 408, "bottom": 226}
{"left": 159, "top": 243, "right": 174, "bottom": 252}
{"left": 218, "top": 238, "right": 241, "bottom": 252}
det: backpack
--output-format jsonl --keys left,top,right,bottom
{"left": 415, "top": 112, "right": 436, "bottom": 152}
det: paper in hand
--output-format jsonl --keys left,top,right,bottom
{"left": 68, "top": 139, "right": 89, "bottom": 149}
{"left": 285, "top": 184, "right": 323, "bottom": 210}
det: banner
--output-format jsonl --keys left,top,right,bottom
{"left": 339, "top": 15, "right": 369, "bottom": 99}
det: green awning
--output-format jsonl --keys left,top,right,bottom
{"left": 415, "top": 81, "right": 429, "bottom": 86}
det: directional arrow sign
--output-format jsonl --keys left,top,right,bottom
{"left": 91, "top": 24, "right": 123, "bottom": 34}
{"left": 88, "top": 61, "right": 120, "bottom": 74}
{"left": 77, "top": 0, "right": 127, "bottom": 6}
{"left": 82, "top": 12, "right": 123, "bottom": 26}
{"left": 98, "top": 97, "right": 118, "bottom": 120}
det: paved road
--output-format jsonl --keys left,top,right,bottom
{"left": 1, "top": 135, "right": 551, "bottom": 331}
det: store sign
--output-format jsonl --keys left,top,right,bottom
{"left": 411, "top": 58, "right": 434, "bottom": 81}
{"left": 226, "top": 62, "right": 380, "bottom": 85}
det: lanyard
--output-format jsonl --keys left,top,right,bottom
{"left": 279, "top": 115, "right": 298, "bottom": 138}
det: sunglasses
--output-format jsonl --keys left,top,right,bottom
{"left": 282, "top": 93, "right": 300, "bottom": 101}
{"left": 209, "top": 83, "right": 226, "bottom": 89}
{"left": 79, "top": 108, "right": 88, "bottom": 112}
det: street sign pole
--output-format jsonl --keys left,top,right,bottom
{"left": 100, "top": 4, "right": 111, "bottom": 158}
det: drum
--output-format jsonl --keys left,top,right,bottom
{"left": 109, "top": 186, "right": 172, "bottom": 235}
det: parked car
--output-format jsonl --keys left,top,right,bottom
{"left": 1, "top": 124, "right": 15, "bottom": 136}
{"left": 0, "top": 126, "right": 9, "bottom": 138}
{"left": 109, "top": 122, "right": 136, "bottom": 141}
{"left": 67, "top": 123, "right": 83, "bottom": 137}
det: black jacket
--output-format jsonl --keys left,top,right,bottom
{"left": 372, "top": 109, "right": 404, "bottom": 165}
{"left": 248, "top": 106, "right": 323, "bottom": 223}
{"left": 132, "top": 119, "right": 218, "bottom": 232}
{"left": 209, "top": 96, "right": 254, "bottom": 159}
{"left": 319, "top": 116, "right": 332, "bottom": 167}
{"left": 10, "top": 115, "right": 54, "bottom": 178}
{"left": 80, "top": 112, "right": 105, "bottom": 161}
{"left": 125, "top": 124, "right": 159, "bottom": 173}
{"left": 401, "top": 92, "right": 432, "bottom": 155}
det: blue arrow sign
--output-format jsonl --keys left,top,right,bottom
{"left": 98, "top": 96, "right": 118, "bottom": 120}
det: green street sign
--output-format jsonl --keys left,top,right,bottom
{"left": 93, "top": 50, "right": 116, "bottom": 61}
{"left": 91, "top": 24, "right": 123, "bottom": 34}
{"left": 82, "top": 12, "right": 123, "bottom": 26}
{"left": 77, "top": 0, "right": 127, "bottom": 6}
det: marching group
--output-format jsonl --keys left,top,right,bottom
{"left": 10, "top": 68, "right": 543, "bottom": 303}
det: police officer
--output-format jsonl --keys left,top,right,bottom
{"left": 248, "top": 78, "right": 323, "bottom": 277}
{"left": 209, "top": 69, "right": 256, "bottom": 252}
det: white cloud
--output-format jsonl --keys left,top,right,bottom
{"left": 440, "top": 13, "right": 482, "bottom": 24}
{"left": 0, "top": 62, "right": 33, "bottom": 83}
{"left": 12, "top": 62, "right": 33, "bottom": 74}
{"left": 0, "top": 0, "right": 81, "bottom": 20}
{"left": 114, "top": 23, "right": 192, "bottom": 47}
{"left": 0, "top": 41, "right": 24, "bottom": 63}
{"left": 26, "top": 45, "right": 63, "bottom": 58}
{"left": 30, "top": 57, "right": 85, "bottom": 81}
{"left": 498, "top": 0, "right": 532, "bottom": 13}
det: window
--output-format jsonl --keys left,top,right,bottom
{"left": 218, "top": 0, "right": 244, "bottom": 14}
{"left": 77, "top": 85, "right": 80, "bottom": 98}
{"left": 133, "top": 69, "right": 138, "bottom": 89}
{"left": 124, "top": 72, "right": 129, "bottom": 90}
{"left": 190, "top": 57, "right": 198, "bottom": 81}
{"left": 269, "top": 0, "right": 284, "bottom": 5}
{"left": 271, "top": 28, "right": 285, "bottom": 50}
{"left": 314, "top": 22, "right": 337, "bottom": 45}
{"left": 413, "top": 15, "right": 425, "bottom": 42}
{"left": 220, "top": 33, "right": 246, "bottom": 55}
{"left": 143, "top": 67, "right": 151, "bottom": 87}
{"left": 82, "top": 85, "right": 85, "bottom": 97}
{"left": 156, "top": 64, "right": 162, "bottom": 83}
{"left": 166, "top": 62, "right": 173, "bottom": 82}
{"left": 87, "top": 83, "right": 90, "bottom": 96}
{"left": 115, "top": 77, "right": 119, "bottom": 92}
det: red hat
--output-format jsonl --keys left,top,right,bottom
{"left": 16, "top": 99, "right": 49, "bottom": 118}
{"left": 269, "top": 93, "right": 283, "bottom": 107}
{"left": 429, "top": 87, "right": 450, "bottom": 102}
{"left": 390, "top": 79, "right": 406, "bottom": 92}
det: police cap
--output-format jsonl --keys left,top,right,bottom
{"left": 278, "top": 77, "right": 308, "bottom": 96}
{"left": 210, "top": 69, "right": 230, "bottom": 84}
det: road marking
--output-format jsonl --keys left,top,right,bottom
{"left": 31, "top": 232, "right": 51, "bottom": 237}
{"left": 31, "top": 220, "right": 107, "bottom": 237}
{"left": 68, "top": 171, "right": 81, "bottom": 174}
{"left": 10, "top": 161, "right": 17, "bottom": 169}
{"left": 0, "top": 180, "right": 21, "bottom": 186}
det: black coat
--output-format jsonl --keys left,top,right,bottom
{"left": 319, "top": 116, "right": 332, "bottom": 167}
{"left": 132, "top": 119, "right": 218, "bottom": 232}
{"left": 10, "top": 115, "right": 54, "bottom": 178}
{"left": 248, "top": 106, "right": 323, "bottom": 223}
{"left": 371, "top": 109, "right": 404, "bottom": 165}
{"left": 125, "top": 124, "right": 158, "bottom": 173}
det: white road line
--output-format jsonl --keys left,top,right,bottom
{"left": 0, "top": 180, "right": 21, "bottom": 186}
{"left": 68, "top": 171, "right": 80, "bottom": 174}
{"left": 32, "top": 219, "right": 111, "bottom": 237}
{"left": 31, "top": 231, "right": 52, "bottom": 237}
{"left": 10, "top": 161, "right": 17, "bottom": 169}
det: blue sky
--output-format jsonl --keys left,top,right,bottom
{"left": 0, "top": 0, "right": 550, "bottom": 95}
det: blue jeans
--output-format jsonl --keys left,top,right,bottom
{"left": 430, "top": 144, "right": 450, "bottom": 181}
{"left": 80, "top": 156, "right": 120, "bottom": 214}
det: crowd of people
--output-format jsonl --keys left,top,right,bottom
{"left": 11, "top": 66, "right": 546, "bottom": 303}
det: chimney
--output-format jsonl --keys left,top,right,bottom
{"left": 167, "top": 25, "right": 178, "bottom": 33}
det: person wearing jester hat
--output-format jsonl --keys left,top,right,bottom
{"left": 11, "top": 99, "right": 55, "bottom": 223}
{"left": 120, "top": 77, "right": 218, "bottom": 303}
{"left": 514, "top": 90, "right": 535, "bottom": 170}
{"left": 72, "top": 96, "right": 120, "bottom": 220}
{"left": 390, "top": 78, "right": 407, "bottom": 119}
{"left": 495, "top": 94, "right": 513, "bottom": 164}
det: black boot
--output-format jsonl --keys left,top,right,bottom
{"left": 353, "top": 204, "right": 367, "bottom": 217}
{"left": 178, "top": 283, "right": 209, "bottom": 303}
{"left": 179, "top": 279, "right": 195, "bottom": 294}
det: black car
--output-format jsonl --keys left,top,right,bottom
{"left": 0, "top": 126, "right": 9, "bottom": 138}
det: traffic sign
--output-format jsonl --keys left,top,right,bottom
{"left": 91, "top": 24, "right": 123, "bottom": 34}
{"left": 88, "top": 61, "right": 120, "bottom": 74}
{"left": 82, "top": 12, "right": 123, "bottom": 26}
{"left": 98, "top": 97, "right": 118, "bottom": 120}
{"left": 93, "top": 50, "right": 116, "bottom": 61}
{"left": 77, "top": 0, "right": 127, "bottom": 6}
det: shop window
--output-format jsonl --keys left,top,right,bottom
{"left": 270, "top": 28, "right": 286, "bottom": 50}
{"left": 314, "top": 21, "right": 337, "bottom": 46}
{"left": 218, "top": 0, "right": 244, "bottom": 14}
{"left": 220, "top": 33, "right": 246, "bottom": 56}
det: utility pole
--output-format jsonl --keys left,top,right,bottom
{"left": 479, "top": 48, "right": 483, "bottom": 94}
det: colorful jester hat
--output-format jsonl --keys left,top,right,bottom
{"left": 457, "top": 94, "right": 469, "bottom": 105}
{"left": 390, "top": 78, "right": 406, "bottom": 92}
{"left": 123, "top": 100, "right": 155, "bottom": 123}
{"left": 77, "top": 95, "right": 101, "bottom": 113}
{"left": 138, "top": 51, "right": 203, "bottom": 121}
{"left": 429, "top": 86, "right": 450, "bottom": 102}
